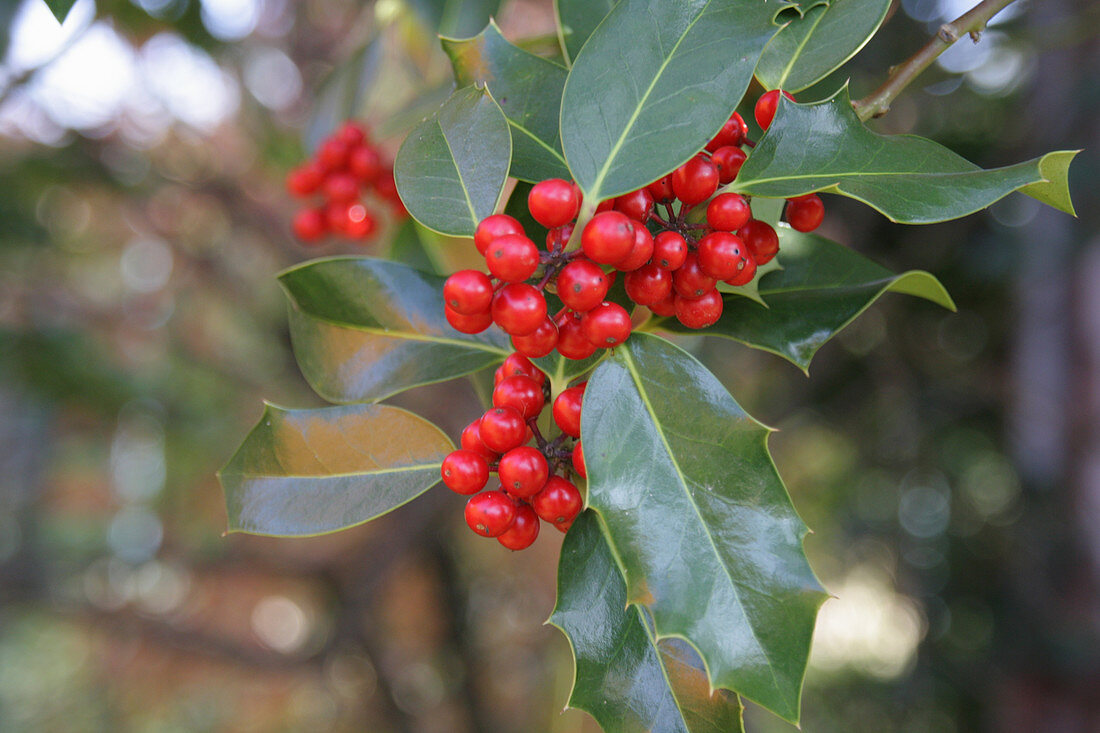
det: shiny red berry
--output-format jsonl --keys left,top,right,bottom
{"left": 652, "top": 231, "right": 688, "bottom": 270}
{"left": 444, "top": 270, "right": 494, "bottom": 315}
{"left": 722, "top": 248, "right": 757, "bottom": 287}
{"left": 317, "top": 138, "right": 351, "bottom": 171}
{"left": 445, "top": 304, "right": 493, "bottom": 334}
{"left": 493, "top": 375, "right": 545, "bottom": 419}
{"left": 498, "top": 446, "right": 549, "bottom": 498}
{"left": 624, "top": 263, "right": 673, "bottom": 306}
{"left": 465, "top": 490, "right": 517, "bottom": 537}
{"left": 497, "top": 502, "right": 540, "bottom": 550}
{"left": 286, "top": 164, "right": 324, "bottom": 197}
{"left": 647, "top": 176, "right": 675, "bottom": 204}
{"left": 738, "top": 220, "right": 780, "bottom": 265}
{"left": 492, "top": 283, "right": 548, "bottom": 336}
{"left": 292, "top": 208, "right": 327, "bottom": 242}
{"left": 786, "top": 194, "right": 825, "bottom": 232}
{"left": 479, "top": 406, "right": 527, "bottom": 453}
{"left": 674, "top": 289, "right": 723, "bottom": 328}
{"left": 495, "top": 353, "right": 547, "bottom": 386}
{"left": 706, "top": 112, "right": 747, "bottom": 151}
{"left": 615, "top": 225, "right": 655, "bottom": 272}
{"left": 710, "top": 146, "right": 747, "bottom": 184}
{"left": 572, "top": 442, "right": 586, "bottom": 479}
{"left": 582, "top": 211, "right": 636, "bottom": 264}
{"left": 528, "top": 178, "right": 580, "bottom": 228}
{"left": 556, "top": 260, "right": 609, "bottom": 312}
{"left": 486, "top": 233, "right": 539, "bottom": 283}
{"left": 697, "top": 231, "right": 748, "bottom": 280}
{"left": 349, "top": 145, "right": 381, "bottom": 182}
{"left": 706, "top": 193, "right": 751, "bottom": 232}
{"left": 555, "top": 311, "right": 597, "bottom": 360}
{"left": 344, "top": 204, "right": 377, "bottom": 240}
{"left": 552, "top": 386, "right": 585, "bottom": 438}
{"left": 441, "top": 450, "right": 490, "bottom": 495}
{"left": 754, "top": 89, "right": 795, "bottom": 131}
{"left": 581, "top": 302, "right": 632, "bottom": 348}
{"left": 474, "top": 214, "right": 525, "bottom": 256}
{"left": 531, "top": 476, "right": 583, "bottom": 525}
{"left": 648, "top": 291, "right": 677, "bottom": 317}
{"left": 461, "top": 420, "right": 498, "bottom": 461}
{"left": 613, "top": 189, "right": 654, "bottom": 222}
{"left": 671, "top": 154, "right": 718, "bottom": 206}
{"left": 672, "top": 252, "right": 718, "bottom": 299}
{"left": 511, "top": 318, "right": 558, "bottom": 358}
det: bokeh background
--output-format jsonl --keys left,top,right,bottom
{"left": 1, "top": 0, "right": 1098, "bottom": 730}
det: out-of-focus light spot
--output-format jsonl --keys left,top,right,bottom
{"left": 960, "top": 452, "right": 1021, "bottom": 520}
{"left": 325, "top": 653, "right": 378, "bottom": 700}
{"left": 375, "top": 0, "right": 403, "bottom": 24}
{"left": 120, "top": 236, "right": 173, "bottom": 293}
{"left": 968, "top": 46, "right": 1028, "bottom": 96}
{"left": 133, "top": 560, "right": 191, "bottom": 614}
{"left": 244, "top": 46, "right": 301, "bottom": 110}
{"left": 4, "top": 0, "right": 96, "bottom": 71}
{"left": 939, "top": 0, "right": 1024, "bottom": 25}
{"left": 252, "top": 595, "right": 310, "bottom": 653}
{"left": 938, "top": 31, "right": 1003, "bottom": 74}
{"left": 898, "top": 470, "right": 952, "bottom": 539}
{"left": 111, "top": 410, "right": 166, "bottom": 499}
{"left": 938, "top": 310, "right": 988, "bottom": 362}
{"left": 107, "top": 505, "right": 163, "bottom": 563}
{"left": 990, "top": 194, "right": 1040, "bottom": 228}
{"left": 923, "top": 77, "right": 963, "bottom": 97}
{"left": 900, "top": 0, "right": 940, "bottom": 23}
{"left": 200, "top": 0, "right": 261, "bottom": 40}
{"left": 811, "top": 565, "right": 925, "bottom": 679}
{"left": 139, "top": 33, "right": 238, "bottom": 131}
{"left": 392, "top": 662, "right": 446, "bottom": 713}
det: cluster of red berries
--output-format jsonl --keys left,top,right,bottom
{"left": 440, "top": 354, "right": 587, "bottom": 550}
{"left": 285, "top": 121, "right": 405, "bottom": 244}
{"left": 442, "top": 91, "right": 824, "bottom": 359}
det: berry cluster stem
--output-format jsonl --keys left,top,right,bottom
{"left": 853, "top": 0, "right": 1021, "bottom": 121}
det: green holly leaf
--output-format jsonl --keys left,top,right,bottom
{"left": 554, "top": 0, "right": 616, "bottom": 65}
{"left": 662, "top": 228, "right": 954, "bottom": 370}
{"left": 716, "top": 257, "right": 782, "bottom": 306}
{"left": 560, "top": 0, "right": 791, "bottom": 204}
{"left": 43, "top": 0, "right": 78, "bottom": 23}
{"left": 582, "top": 333, "right": 826, "bottom": 722}
{"left": 443, "top": 21, "right": 570, "bottom": 183}
{"left": 734, "top": 89, "right": 1079, "bottom": 222}
{"left": 394, "top": 85, "right": 511, "bottom": 237}
{"left": 219, "top": 403, "right": 452, "bottom": 536}
{"left": 755, "top": 0, "right": 891, "bottom": 92}
{"left": 405, "top": 0, "right": 502, "bottom": 37}
{"left": 550, "top": 511, "right": 746, "bottom": 733}
{"left": 280, "top": 257, "right": 510, "bottom": 404}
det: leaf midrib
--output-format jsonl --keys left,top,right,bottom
{"left": 774, "top": 5, "right": 828, "bottom": 89}
{"left": 292, "top": 308, "right": 511, "bottom": 355}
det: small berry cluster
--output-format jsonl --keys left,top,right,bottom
{"left": 441, "top": 354, "right": 587, "bottom": 550}
{"left": 285, "top": 121, "right": 405, "bottom": 244}
{"left": 442, "top": 92, "right": 825, "bottom": 359}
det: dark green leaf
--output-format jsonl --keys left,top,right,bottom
{"left": 560, "top": 0, "right": 790, "bottom": 204}
{"left": 280, "top": 257, "right": 510, "bottom": 404}
{"left": 550, "top": 511, "right": 745, "bottom": 733}
{"left": 43, "top": 0, "right": 78, "bottom": 23}
{"left": 554, "top": 0, "right": 616, "bottom": 65}
{"left": 663, "top": 228, "right": 954, "bottom": 370}
{"left": 582, "top": 333, "right": 826, "bottom": 722}
{"left": 219, "top": 403, "right": 452, "bottom": 537}
{"left": 734, "top": 89, "right": 1079, "bottom": 222}
{"left": 394, "top": 85, "right": 511, "bottom": 237}
{"left": 443, "top": 21, "right": 570, "bottom": 182}
{"left": 406, "top": 0, "right": 502, "bottom": 37}
{"left": 755, "top": 0, "right": 891, "bottom": 92}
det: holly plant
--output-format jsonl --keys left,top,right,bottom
{"left": 217, "top": 0, "right": 1077, "bottom": 730}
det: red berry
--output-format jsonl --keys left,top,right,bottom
{"left": 286, "top": 164, "right": 324, "bottom": 197}
{"left": 343, "top": 204, "right": 377, "bottom": 240}
{"left": 445, "top": 304, "right": 493, "bottom": 334}
{"left": 317, "top": 138, "right": 351, "bottom": 171}
{"left": 674, "top": 289, "right": 723, "bottom": 328}
{"left": 555, "top": 311, "right": 597, "bottom": 360}
{"left": 706, "top": 112, "right": 747, "bottom": 151}
{"left": 441, "top": 450, "right": 490, "bottom": 494}
{"left": 556, "top": 260, "right": 609, "bottom": 312}
{"left": 647, "top": 176, "right": 675, "bottom": 204}
{"left": 722, "top": 247, "right": 757, "bottom": 287}
{"left": 323, "top": 172, "right": 359, "bottom": 202}
{"left": 531, "top": 476, "right": 583, "bottom": 525}
{"left": 486, "top": 233, "right": 539, "bottom": 283}
{"left": 496, "top": 353, "right": 547, "bottom": 386}
{"left": 624, "top": 263, "right": 673, "bottom": 306}
{"left": 786, "top": 194, "right": 825, "bottom": 232}
{"left": 697, "top": 231, "right": 749, "bottom": 280}
{"left": 474, "top": 214, "right": 525, "bottom": 256}
{"left": 671, "top": 154, "right": 718, "bottom": 206}
{"left": 615, "top": 225, "right": 654, "bottom": 272}
{"left": 497, "top": 503, "right": 540, "bottom": 550}
{"left": 461, "top": 420, "right": 498, "bottom": 461}
{"left": 652, "top": 231, "right": 688, "bottom": 270}
{"left": 349, "top": 145, "right": 381, "bottom": 182}
{"left": 465, "top": 490, "right": 517, "bottom": 537}
{"left": 710, "top": 146, "right": 747, "bottom": 184}
{"left": 528, "top": 178, "right": 580, "bottom": 228}
{"left": 648, "top": 291, "right": 677, "bottom": 317}
{"left": 672, "top": 252, "right": 718, "bottom": 299}
{"left": 706, "top": 193, "right": 751, "bottom": 232}
{"left": 572, "top": 442, "right": 586, "bottom": 478}
{"left": 581, "top": 302, "right": 632, "bottom": 348}
{"left": 754, "top": 89, "right": 795, "bottom": 131}
{"left": 337, "top": 121, "right": 367, "bottom": 146}
{"left": 493, "top": 375, "right": 545, "bottom": 419}
{"left": 595, "top": 198, "right": 615, "bottom": 213}
{"left": 511, "top": 318, "right": 558, "bottom": 358}
{"left": 552, "top": 386, "right": 585, "bottom": 438}
{"left": 292, "top": 208, "right": 327, "bottom": 242}
{"left": 479, "top": 406, "right": 527, "bottom": 453}
{"left": 738, "top": 220, "right": 780, "bottom": 265}
{"left": 554, "top": 517, "right": 575, "bottom": 533}
{"left": 444, "top": 270, "right": 494, "bottom": 315}
{"left": 546, "top": 223, "right": 574, "bottom": 250}
{"left": 498, "top": 446, "right": 549, "bottom": 498}
{"left": 492, "top": 283, "right": 548, "bottom": 336}
{"left": 582, "top": 211, "right": 636, "bottom": 265}
{"left": 613, "top": 188, "right": 654, "bottom": 222}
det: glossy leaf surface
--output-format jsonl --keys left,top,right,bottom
{"left": 443, "top": 22, "right": 570, "bottom": 182}
{"left": 550, "top": 511, "right": 745, "bottom": 733}
{"left": 733, "top": 90, "right": 1078, "bottom": 222}
{"left": 665, "top": 229, "right": 954, "bottom": 370}
{"left": 220, "top": 403, "right": 452, "bottom": 536}
{"left": 280, "top": 257, "right": 509, "bottom": 403}
{"left": 560, "top": 0, "right": 789, "bottom": 203}
{"left": 582, "top": 333, "right": 826, "bottom": 721}
{"left": 755, "top": 0, "right": 890, "bottom": 92}
{"left": 554, "top": 0, "right": 616, "bottom": 64}
{"left": 394, "top": 85, "right": 511, "bottom": 236}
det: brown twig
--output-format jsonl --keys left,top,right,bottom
{"left": 853, "top": 0, "right": 1021, "bottom": 121}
